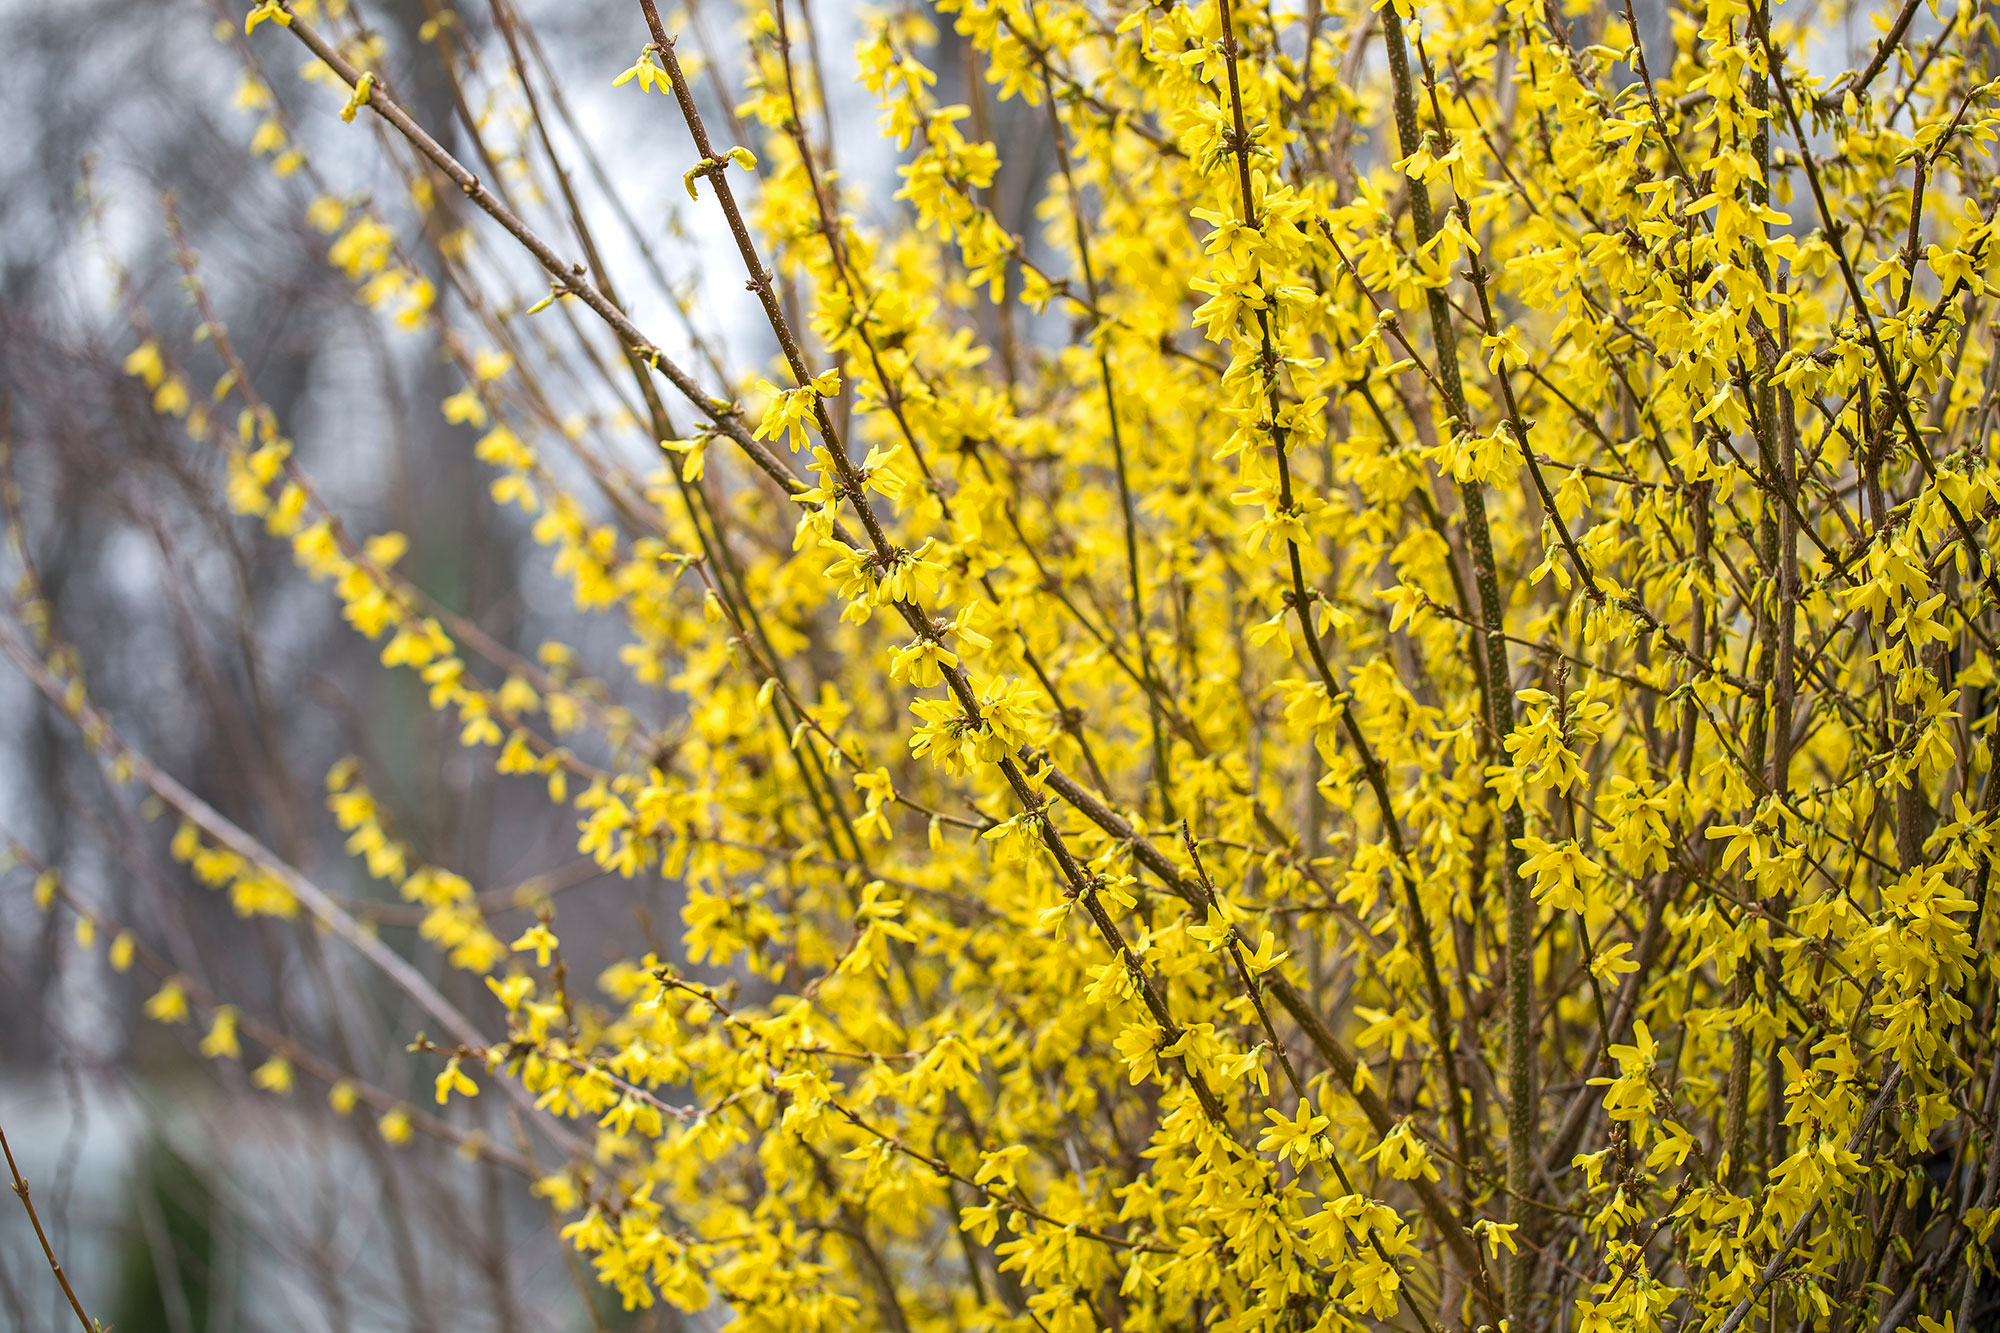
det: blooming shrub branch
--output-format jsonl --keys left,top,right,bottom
{"left": 10, "top": 0, "right": 2000, "bottom": 1329}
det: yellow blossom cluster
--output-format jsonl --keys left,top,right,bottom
{"left": 14, "top": 0, "right": 2000, "bottom": 1330}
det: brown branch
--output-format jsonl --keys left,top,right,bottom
{"left": 1, "top": 1121, "right": 97, "bottom": 1332}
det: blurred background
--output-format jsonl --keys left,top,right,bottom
{"left": 0, "top": 2, "right": 838, "bottom": 1328}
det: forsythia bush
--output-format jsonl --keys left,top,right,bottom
{"left": 12, "top": 0, "right": 2000, "bottom": 1328}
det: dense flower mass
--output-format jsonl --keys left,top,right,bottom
{"left": 11, "top": 0, "right": 2000, "bottom": 1328}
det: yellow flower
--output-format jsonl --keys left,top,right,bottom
{"left": 252, "top": 1056, "right": 294, "bottom": 1095}
{"left": 144, "top": 979, "right": 190, "bottom": 1025}
{"left": 510, "top": 922, "right": 558, "bottom": 967}
{"left": 1257, "top": 1100, "right": 1330, "bottom": 1167}
{"left": 378, "top": 1106, "right": 413, "bottom": 1146}
{"left": 434, "top": 1057, "right": 478, "bottom": 1105}
{"left": 199, "top": 1007, "right": 240, "bottom": 1060}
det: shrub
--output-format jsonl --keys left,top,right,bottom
{"left": 9, "top": 0, "right": 2000, "bottom": 1329}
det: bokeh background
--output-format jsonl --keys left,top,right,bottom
{"left": 0, "top": 1, "right": 1067, "bottom": 1327}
